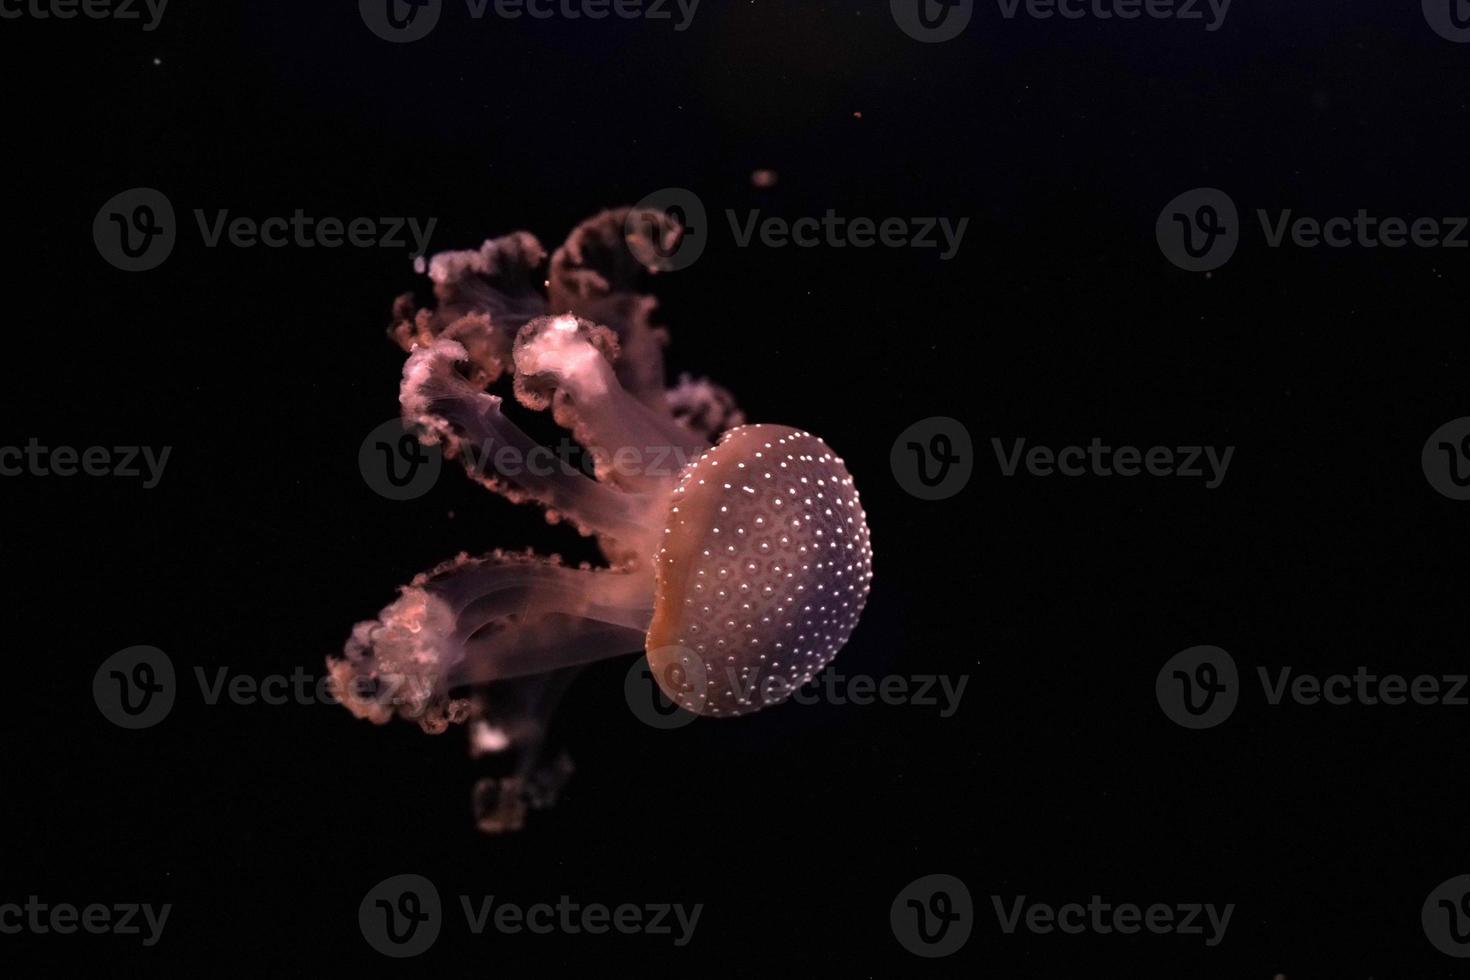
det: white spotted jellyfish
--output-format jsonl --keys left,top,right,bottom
{"left": 329, "top": 208, "right": 874, "bottom": 832}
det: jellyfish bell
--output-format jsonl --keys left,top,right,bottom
{"left": 647, "top": 425, "right": 873, "bottom": 717}
{"left": 331, "top": 209, "right": 874, "bottom": 832}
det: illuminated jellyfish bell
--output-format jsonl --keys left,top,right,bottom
{"left": 647, "top": 425, "right": 873, "bottom": 716}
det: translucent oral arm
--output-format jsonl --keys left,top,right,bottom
{"left": 436, "top": 559, "right": 653, "bottom": 684}
{"left": 332, "top": 554, "right": 654, "bottom": 729}
{"left": 452, "top": 614, "right": 647, "bottom": 686}
{"left": 401, "top": 339, "right": 655, "bottom": 545}
{"left": 513, "top": 316, "right": 708, "bottom": 491}
{"left": 548, "top": 206, "right": 678, "bottom": 410}
{"left": 428, "top": 554, "right": 655, "bottom": 632}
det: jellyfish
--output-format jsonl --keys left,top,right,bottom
{"left": 330, "top": 209, "right": 874, "bottom": 832}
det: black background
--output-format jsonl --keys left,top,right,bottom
{"left": 3, "top": 0, "right": 1469, "bottom": 976}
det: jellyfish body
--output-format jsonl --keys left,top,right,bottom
{"left": 330, "top": 209, "right": 873, "bottom": 831}
{"left": 647, "top": 425, "right": 873, "bottom": 717}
